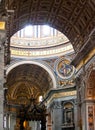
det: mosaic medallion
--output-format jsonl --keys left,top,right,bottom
{"left": 55, "top": 58, "right": 75, "bottom": 79}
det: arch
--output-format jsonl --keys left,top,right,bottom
{"left": 8, "top": 0, "right": 84, "bottom": 53}
{"left": 6, "top": 60, "right": 57, "bottom": 88}
{"left": 6, "top": 0, "right": 95, "bottom": 55}
{"left": 10, "top": 15, "right": 78, "bottom": 41}
{"left": 63, "top": 102, "right": 74, "bottom": 108}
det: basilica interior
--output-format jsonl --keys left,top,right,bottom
{"left": 0, "top": 0, "right": 95, "bottom": 130}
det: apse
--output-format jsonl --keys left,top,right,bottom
{"left": 6, "top": 63, "right": 53, "bottom": 105}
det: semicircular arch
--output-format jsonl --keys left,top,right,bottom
{"left": 6, "top": 60, "right": 57, "bottom": 89}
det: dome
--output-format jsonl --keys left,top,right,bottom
{"left": 10, "top": 25, "right": 74, "bottom": 58}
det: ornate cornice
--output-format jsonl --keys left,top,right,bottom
{"left": 46, "top": 88, "right": 76, "bottom": 107}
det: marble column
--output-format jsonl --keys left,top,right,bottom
{"left": 52, "top": 101, "right": 62, "bottom": 130}
{"left": 0, "top": 44, "right": 4, "bottom": 130}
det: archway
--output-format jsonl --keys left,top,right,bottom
{"left": 6, "top": 0, "right": 95, "bottom": 55}
{"left": 6, "top": 60, "right": 57, "bottom": 89}
{"left": 5, "top": 61, "right": 57, "bottom": 130}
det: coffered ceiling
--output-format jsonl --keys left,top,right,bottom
{"left": 2, "top": 0, "right": 95, "bottom": 107}
{"left": 6, "top": 0, "right": 95, "bottom": 53}
{"left": 6, "top": 64, "right": 53, "bottom": 105}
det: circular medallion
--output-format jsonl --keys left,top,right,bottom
{"left": 55, "top": 58, "right": 75, "bottom": 79}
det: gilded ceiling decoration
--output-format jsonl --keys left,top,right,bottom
{"left": 11, "top": 25, "right": 69, "bottom": 48}
{"left": 6, "top": 64, "right": 53, "bottom": 105}
{"left": 2, "top": 0, "right": 95, "bottom": 113}
{"left": 10, "top": 25, "right": 73, "bottom": 58}
{"left": 6, "top": 0, "right": 95, "bottom": 54}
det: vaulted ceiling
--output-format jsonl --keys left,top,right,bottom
{"left": 2, "top": 0, "right": 95, "bottom": 107}
{"left": 6, "top": 64, "right": 53, "bottom": 105}
{"left": 6, "top": 0, "right": 95, "bottom": 54}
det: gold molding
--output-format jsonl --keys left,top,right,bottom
{"left": 47, "top": 90, "right": 76, "bottom": 104}
{"left": 76, "top": 48, "right": 95, "bottom": 70}
{"left": 0, "top": 22, "right": 5, "bottom": 30}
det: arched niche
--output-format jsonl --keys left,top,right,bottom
{"left": 62, "top": 102, "right": 75, "bottom": 130}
